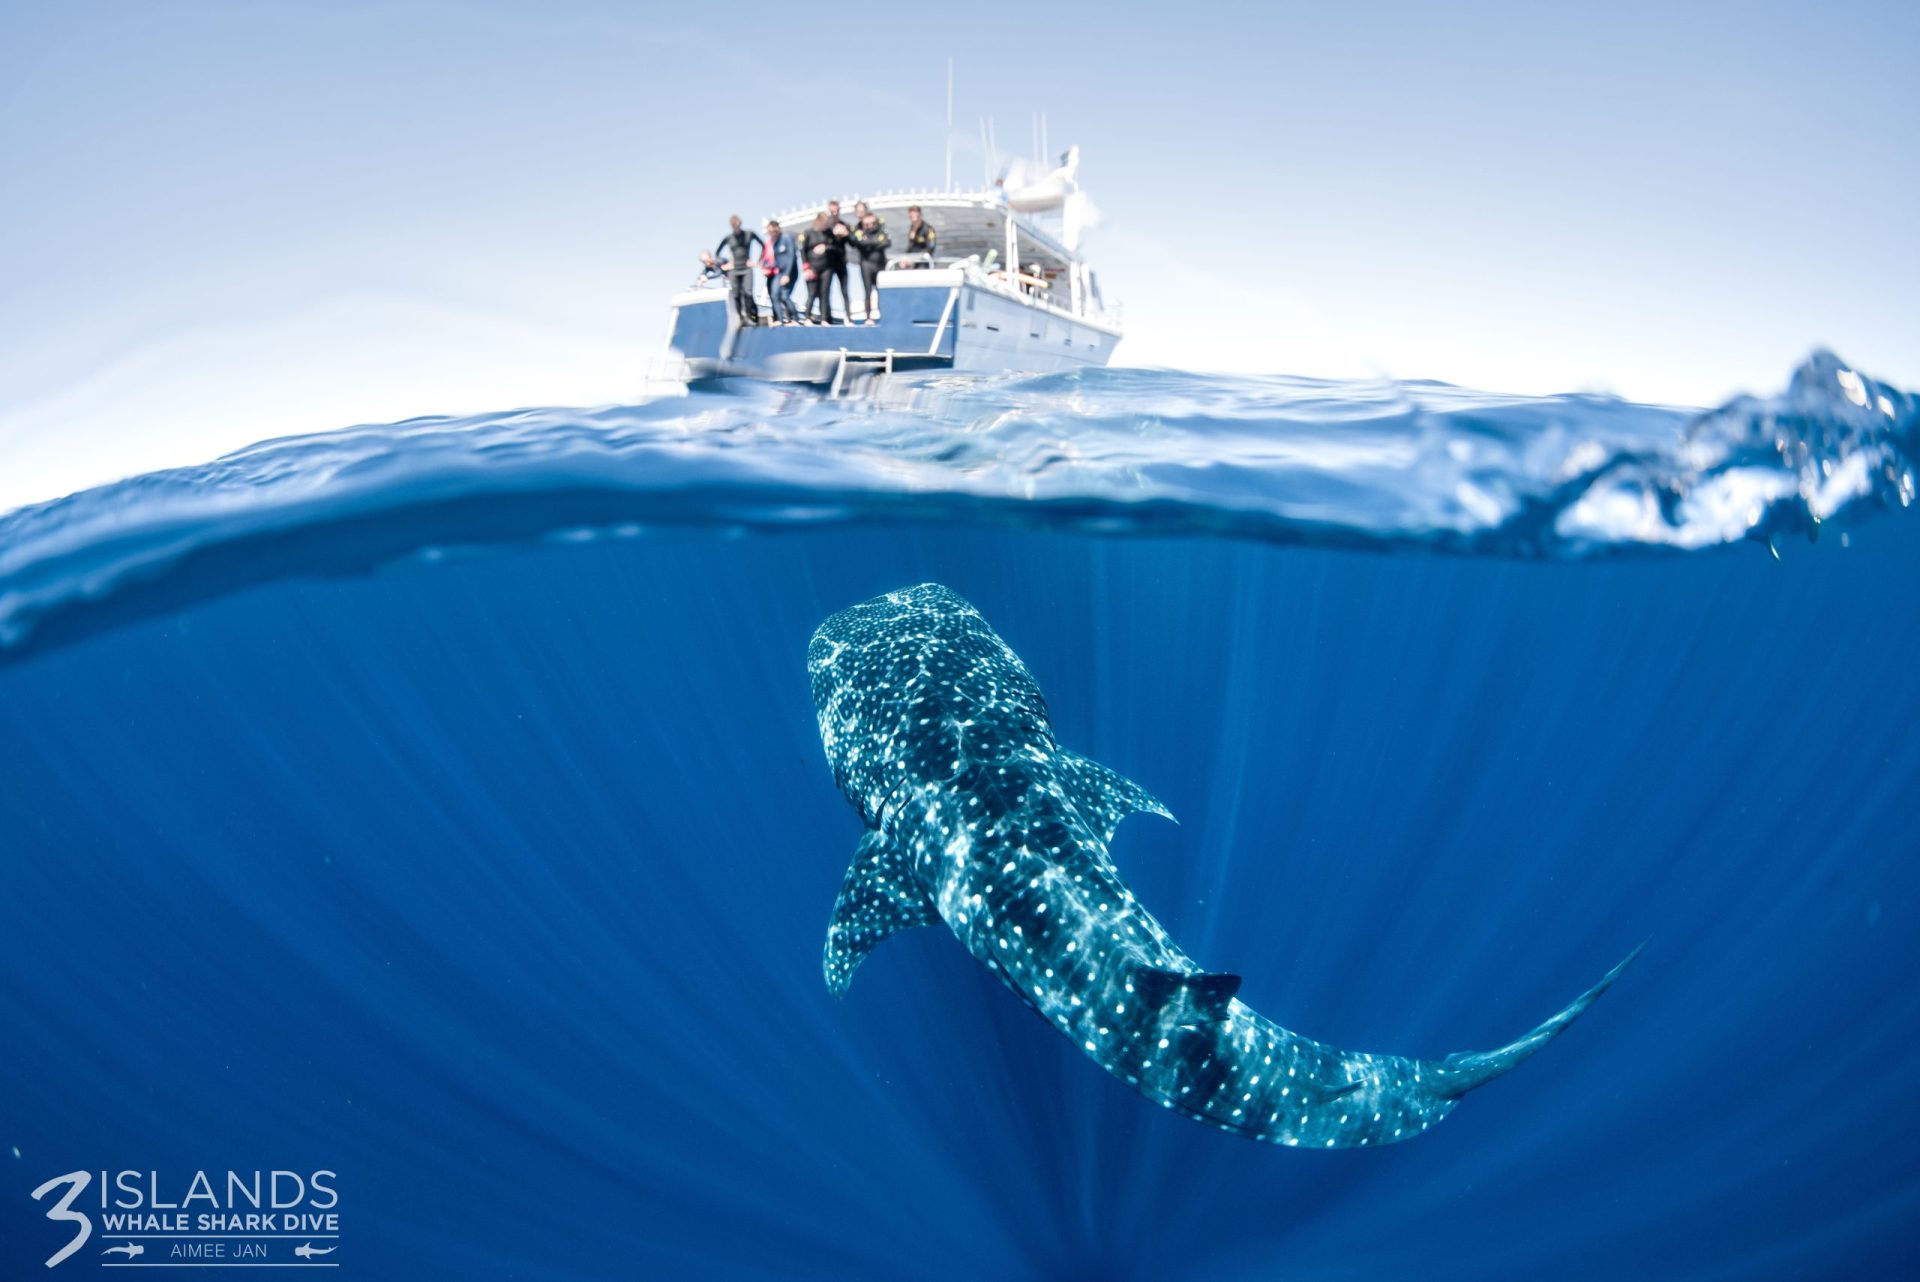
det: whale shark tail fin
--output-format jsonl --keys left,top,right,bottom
{"left": 1434, "top": 944, "right": 1643, "bottom": 1098}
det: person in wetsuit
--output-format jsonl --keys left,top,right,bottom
{"left": 714, "top": 214, "right": 762, "bottom": 325}
{"left": 823, "top": 199, "right": 852, "bottom": 321}
{"left": 849, "top": 211, "right": 890, "bottom": 323}
{"left": 903, "top": 205, "right": 936, "bottom": 266}
{"left": 799, "top": 211, "right": 836, "bottom": 324}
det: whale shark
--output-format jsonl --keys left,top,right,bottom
{"left": 809, "top": 583, "right": 1637, "bottom": 1148}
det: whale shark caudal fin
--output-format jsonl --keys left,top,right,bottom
{"left": 1055, "top": 750, "right": 1175, "bottom": 845}
{"left": 824, "top": 830, "right": 938, "bottom": 998}
{"left": 1434, "top": 943, "right": 1644, "bottom": 1098}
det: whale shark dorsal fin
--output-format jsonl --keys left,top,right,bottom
{"left": 1056, "top": 749, "right": 1175, "bottom": 844}
{"left": 1136, "top": 967, "right": 1242, "bottom": 1016}
{"left": 824, "top": 829, "right": 938, "bottom": 999}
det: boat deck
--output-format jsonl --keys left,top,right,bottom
{"left": 666, "top": 187, "right": 1121, "bottom": 387}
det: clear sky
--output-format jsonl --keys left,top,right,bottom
{"left": 2, "top": 0, "right": 1914, "bottom": 511}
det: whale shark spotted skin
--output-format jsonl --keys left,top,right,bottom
{"left": 809, "top": 584, "right": 1636, "bottom": 1148}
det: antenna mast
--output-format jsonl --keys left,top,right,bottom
{"left": 944, "top": 59, "right": 954, "bottom": 191}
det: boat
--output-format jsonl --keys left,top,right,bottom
{"left": 661, "top": 148, "right": 1122, "bottom": 392}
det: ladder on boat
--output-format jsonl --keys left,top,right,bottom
{"left": 828, "top": 348, "right": 955, "bottom": 396}
{"left": 829, "top": 348, "right": 899, "bottom": 396}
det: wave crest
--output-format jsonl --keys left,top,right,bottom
{"left": 1, "top": 351, "right": 1912, "bottom": 661}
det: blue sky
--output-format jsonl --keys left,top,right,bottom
{"left": 1, "top": 0, "right": 1914, "bottom": 509}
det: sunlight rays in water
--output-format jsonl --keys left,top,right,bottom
{"left": 3, "top": 516, "right": 1916, "bottom": 1276}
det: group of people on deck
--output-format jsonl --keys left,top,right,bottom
{"left": 702, "top": 201, "right": 938, "bottom": 326}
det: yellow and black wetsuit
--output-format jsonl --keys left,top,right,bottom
{"left": 905, "top": 220, "right": 936, "bottom": 263}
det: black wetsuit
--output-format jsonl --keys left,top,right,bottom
{"left": 905, "top": 219, "right": 935, "bottom": 264}
{"left": 800, "top": 226, "right": 836, "bottom": 323}
{"left": 715, "top": 227, "right": 762, "bottom": 325}
{"left": 850, "top": 224, "right": 890, "bottom": 319}
{"left": 823, "top": 216, "right": 851, "bottom": 320}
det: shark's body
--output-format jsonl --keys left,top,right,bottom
{"left": 809, "top": 584, "right": 1635, "bottom": 1148}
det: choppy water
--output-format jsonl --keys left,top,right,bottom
{"left": 1, "top": 353, "right": 1916, "bottom": 1278}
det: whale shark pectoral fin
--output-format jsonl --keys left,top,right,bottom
{"left": 1056, "top": 749, "right": 1175, "bottom": 844}
{"left": 1136, "top": 967, "right": 1242, "bottom": 1017}
{"left": 824, "top": 830, "right": 938, "bottom": 999}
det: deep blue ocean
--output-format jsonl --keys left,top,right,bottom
{"left": 2, "top": 355, "right": 1916, "bottom": 1279}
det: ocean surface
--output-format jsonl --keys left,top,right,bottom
{"left": 2, "top": 353, "right": 1916, "bottom": 1279}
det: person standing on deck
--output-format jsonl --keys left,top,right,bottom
{"left": 714, "top": 215, "right": 762, "bottom": 326}
{"left": 850, "top": 211, "right": 890, "bottom": 323}
{"left": 902, "top": 205, "right": 936, "bottom": 266}
{"left": 824, "top": 199, "right": 852, "bottom": 322}
{"left": 799, "top": 211, "right": 836, "bottom": 324}
{"left": 761, "top": 219, "right": 798, "bottom": 324}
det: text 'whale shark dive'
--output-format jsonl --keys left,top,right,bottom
{"left": 808, "top": 584, "right": 1638, "bottom": 1148}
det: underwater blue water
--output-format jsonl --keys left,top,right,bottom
{"left": 2, "top": 356, "right": 1917, "bottom": 1278}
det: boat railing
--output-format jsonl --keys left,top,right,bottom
{"left": 679, "top": 254, "right": 1116, "bottom": 329}
{"left": 951, "top": 259, "right": 1116, "bottom": 329}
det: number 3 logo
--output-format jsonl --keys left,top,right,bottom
{"left": 30, "top": 1171, "right": 92, "bottom": 1268}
